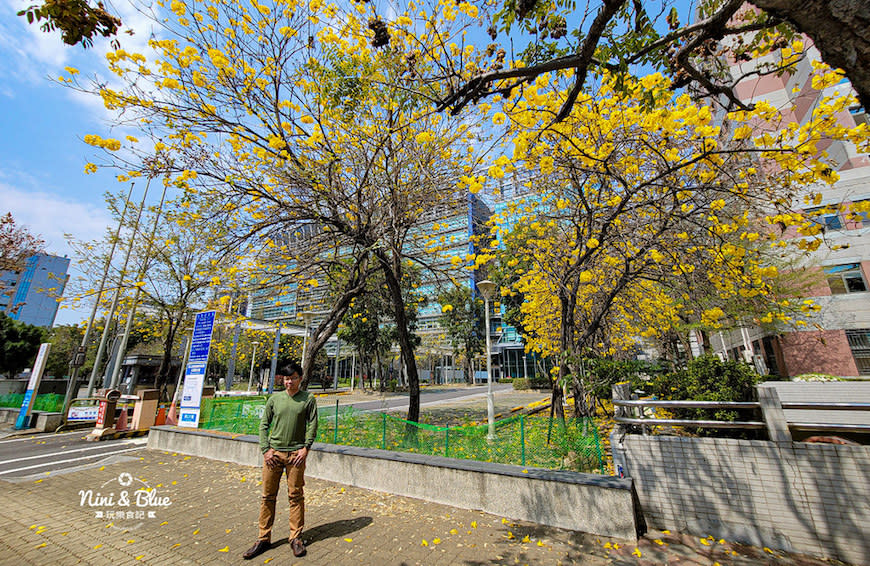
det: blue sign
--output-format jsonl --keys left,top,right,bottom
{"left": 178, "top": 311, "right": 216, "bottom": 428}
{"left": 15, "top": 343, "right": 51, "bottom": 430}
{"left": 188, "top": 311, "right": 215, "bottom": 364}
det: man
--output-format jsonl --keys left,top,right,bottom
{"left": 243, "top": 361, "right": 318, "bottom": 560}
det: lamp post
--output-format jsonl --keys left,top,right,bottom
{"left": 476, "top": 279, "right": 498, "bottom": 440}
{"left": 247, "top": 341, "right": 260, "bottom": 392}
{"left": 299, "top": 311, "right": 315, "bottom": 373}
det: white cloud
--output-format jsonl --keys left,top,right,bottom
{"left": 0, "top": 182, "right": 111, "bottom": 254}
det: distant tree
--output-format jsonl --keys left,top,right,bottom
{"left": 1, "top": 213, "right": 45, "bottom": 314}
{"left": 45, "top": 323, "right": 96, "bottom": 379}
{"left": 0, "top": 213, "right": 44, "bottom": 271}
{"left": 437, "top": 284, "right": 484, "bottom": 384}
{"left": 0, "top": 313, "right": 47, "bottom": 377}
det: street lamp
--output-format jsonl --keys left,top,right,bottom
{"left": 299, "top": 311, "right": 316, "bottom": 367}
{"left": 476, "top": 279, "right": 498, "bottom": 440}
{"left": 247, "top": 341, "right": 260, "bottom": 392}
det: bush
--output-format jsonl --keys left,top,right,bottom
{"left": 648, "top": 355, "right": 758, "bottom": 435}
{"left": 512, "top": 378, "right": 530, "bottom": 390}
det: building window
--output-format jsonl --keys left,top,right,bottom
{"left": 805, "top": 206, "right": 842, "bottom": 231}
{"left": 846, "top": 329, "right": 870, "bottom": 375}
{"left": 849, "top": 106, "right": 869, "bottom": 127}
{"left": 825, "top": 263, "right": 868, "bottom": 294}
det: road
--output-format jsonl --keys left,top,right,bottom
{"left": 0, "top": 385, "right": 512, "bottom": 480}
{"left": 334, "top": 382, "right": 514, "bottom": 412}
{"left": 0, "top": 430, "right": 147, "bottom": 481}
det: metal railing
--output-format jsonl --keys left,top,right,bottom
{"left": 613, "top": 400, "right": 765, "bottom": 430}
{"left": 780, "top": 402, "right": 870, "bottom": 434}
{"left": 613, "top": 399, "right": 870, "bottom": 434}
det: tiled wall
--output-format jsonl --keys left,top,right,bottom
{"left": 615, "top": 434, "right": 870, "bottom": 564}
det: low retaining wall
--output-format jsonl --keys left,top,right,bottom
{"left": 0, "top": 408, "right": 63, "bottom": 431}
{"left": 148, "top": 425, "right": 638, "bottom": 540}
{"left": 614, "top": 434, "right": 870, "bottom": 565}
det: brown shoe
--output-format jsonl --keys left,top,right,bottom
{"left": 243, "top": 540, "right": 270, "bottom": 560}
{"left": 290, "top": 537, "right": 306, "bottom": 557}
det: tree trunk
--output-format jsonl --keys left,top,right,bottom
{"left": 376, "top": 253, "right": 421, "bottom": 424}
{"left": 751, "top": 0, "right": 870, "bottom": 110}
{"left": 156, "top": 317, "right": 180, "bottom": 401}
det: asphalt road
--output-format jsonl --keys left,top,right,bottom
{"left": 0, "top": 430, "right": 147, "bottom": 480}
{"left": 0, "top": 384, "right": 513, "bottom": 481}
{"left": 336, "top": 383, "right": 514, "bottom": 412}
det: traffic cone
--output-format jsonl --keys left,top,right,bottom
{"left": 165, "top": 401, "right": 178, "bottom": 426}
{"left": 116, "top": 406, "right": 128, "bottom": 431}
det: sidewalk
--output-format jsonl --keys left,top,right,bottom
{"left": 0, "top": 448, "right": 846, "bottom": 565}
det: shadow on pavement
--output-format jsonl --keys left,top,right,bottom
{"left": 304, "top": 516, "right": 374, "bottom": 545}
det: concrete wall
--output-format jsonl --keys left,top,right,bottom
{"left": 0, "top": 408, "right": 63, "bottom": 431}
{"left": 148, "top": 425, "right": 638, "bottom": 540}
{"left": 615, "top": 434, "right": 870, "bottom": 565}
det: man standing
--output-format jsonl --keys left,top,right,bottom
{"left": 243, "top": 362, "right": 318, "bottom": 560}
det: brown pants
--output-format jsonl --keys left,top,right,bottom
{"left": 257, "top": 450, "right": 305, "bottom": 542}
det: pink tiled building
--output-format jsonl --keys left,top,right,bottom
{"left": 713, "top": 43, "right": 870, "bottom": 378}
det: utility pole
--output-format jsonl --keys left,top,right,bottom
{"left": 61, "top": 183, "right": 135, "bottom": 421}
{"left": 86, "top": 181, "right": 151, "bottom": 396}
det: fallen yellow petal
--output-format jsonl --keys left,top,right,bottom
{"left": 633, "top": 548, "right": 641, "bottom": 557}
{"left": 35, "top": 543, "right": 46, "bottom": 548}
{"left": 344, "top": 538, "right": 353, "bottom": 543}
{"left": 160, "top": 521, "right": 168, "bottom": 526}
{"left": 522, "top": 535, "right": 530, "bottom": 543}
{"left": 264, "top": 559, "right": 272, "bottom": 564}
{"left": 604, "top": 542, "right": 612, "bottom": 549}
{"left": 763, "top": 547, "right": 774, "bottom": 554}
{"left": 507, "top": 532, "right": 515, "bottom": 539}
{"left": 127, "top": 539, "right": 135, "bottom": 543}
{"left": 449, "top": 529, "right": 458, "bottom": 535}
{"left": 654, "top": 539, "right": 665, "bottom": 545}
{"left": 662, "top": 530, "right": 670, "bottom": 534}
{"left": 471, "top": 521, "right": 477, "bottom": 528}
{"left": 193, "top": 529, "right": 200, "bottom": 535}
{"left": 34, "top": 479, "right": 43, "bottom": 483}
{"left": 421, "top": 539, "right": 429, "bottom": 546}
{"left": 218, "top": 546, "right": 229, "bottom": 552}
{"left": 501, "top": 518, "right": 509, "bottom": 524}
{"left": 613, "top": 543, "right": 620, "bottom": 550}
{"left": 94, "top": 544, "right": 103, "bottom": 549}
{"left": 226, "top": 529, "right": 232, "bottom": 534}
{"left": 135, "top": 555, "right": 144, "bottom": 560}
{"left": 700, "top": 538, "right": 710, "bottom": 546}
{"left": 537, "top": 540, "right": 545, "bottom": 547}
{"left": 433, "top": 538, "right": 441, "bottom": 544}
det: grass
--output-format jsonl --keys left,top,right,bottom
{"left": 199, "top": 396, "right": 604, "bottom": 473}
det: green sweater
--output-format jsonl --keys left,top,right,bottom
{"left": 259, "top": 390, "right": 318, "bottom": 453}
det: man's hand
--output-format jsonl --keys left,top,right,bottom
{"left": 264, "top": 448, "right": 279, "bottom": 469}
{"left": 290, "top": 447, "right": 308, "bottom": 467}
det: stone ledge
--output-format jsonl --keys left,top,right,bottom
{"left": 148, "top": 425, "right": 638, "bottom": 540}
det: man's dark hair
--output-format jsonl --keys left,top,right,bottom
{"left": 278, "top": 361, "right": 303, "bottom": 377}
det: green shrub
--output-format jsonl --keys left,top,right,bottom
{"left": 512, "top": 378, "right": 530, "bottom": 390}
{"left": 649, "top": 355, "right": 758, "bottom": 435}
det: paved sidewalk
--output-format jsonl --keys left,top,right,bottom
{"left": 0, "top": 448, "right": 847, "bottom": 565}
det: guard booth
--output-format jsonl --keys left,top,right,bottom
{"left": 87, "top": 389, "right": 121, "bottom": 440}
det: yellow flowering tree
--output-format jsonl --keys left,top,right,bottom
{"left": 66, "top": 193, "right": 239, "bottom": 398}
{"left": 478, "top": 69, "right": 866, "bottom": 419}
{"left": 65, "top": 0, "right": 493, "bottom": 423}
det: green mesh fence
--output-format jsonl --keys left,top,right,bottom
{"left": 0, "top": 393, "right": 64, "bottom": 413}
{"left": 198, "top": 396, "right": 604, "bottom": 473}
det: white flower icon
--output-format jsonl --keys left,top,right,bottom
{"left": 118, "top": 472, "right": 133, "bottom": 487}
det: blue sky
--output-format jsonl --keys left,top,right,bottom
{"left": 0, "top": 1, "right": 159, "bottom": 325}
